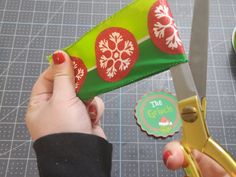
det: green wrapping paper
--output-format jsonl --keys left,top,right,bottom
{"left": 49, "top": 0, "right": 188, "bottom": 100}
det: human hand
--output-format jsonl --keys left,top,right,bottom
{"left": 163, "top": 141, "right": 229, "bottom": 177}
{"left": 26, "top": 50, "right": 106, "bottom": 141}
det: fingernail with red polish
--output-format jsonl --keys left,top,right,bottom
{"left": 88, "top": 105, "right": 97, "bottom": 122}
{"left": 52, "top": 52, "right": 65, "bottom": 65}
{"left": 88, "top": 105, "right": 97, "bottom": 115}
{"left": 163, "top": 151, "right": 172, "bottom": 165}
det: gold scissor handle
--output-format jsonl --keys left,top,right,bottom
{"left": 181, "top": 145, "right": 202, "bottom": 177}
{"left": 179, "top": 96, "right": 236, "bottom": 177}
{"left": 181, "top": 141, "right": 236, "bottom": 177}
{"left": 203, "top": 138, "right": 236, "bottom": 177}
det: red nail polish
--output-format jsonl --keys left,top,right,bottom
{"left": 163, "top": 151, "right": 172, "bottom": 165}
{"left": 52, "top": 52, "right": 65, "bottom": 65}
{"left": 88, "top": 105, "right": 97, "bottom": 123}
{"left": 88, "top": 105, "right": 97, "bottom": 115}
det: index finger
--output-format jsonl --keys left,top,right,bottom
{"left": 31, "top": 66, "right": 54, "bottom": 97}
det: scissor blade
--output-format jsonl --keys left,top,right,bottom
{"left": 170, "top": 63, "right": 198, "bottom": 101}
{"left": 189, "top": 0, "right": 209, "bottom": 98}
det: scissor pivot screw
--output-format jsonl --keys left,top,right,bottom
{"left": 181, "top": 107, "right": 198, "bottom": 123}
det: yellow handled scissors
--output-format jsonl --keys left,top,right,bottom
{"left": 170, "top": 0, "right": 236, "bottom": 176}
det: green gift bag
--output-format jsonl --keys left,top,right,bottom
{"left": 49, "top": 0, "right": 188, "bottom": 100}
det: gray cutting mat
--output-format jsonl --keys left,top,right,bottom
{"left": 0, "top": 0, "right": 236, "bottom": 176}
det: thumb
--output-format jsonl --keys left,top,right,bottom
{"left": 162, "top": 141, "right": 185, "bottom": 170}
{"left": 192, "top": 150, "right": 228, "bottom": 177}
{"left": 52, "top": 50, "right": 76, "bottom": 99}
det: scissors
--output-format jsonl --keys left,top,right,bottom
{"left": 169, "top": 0, "right": 236, "bottom": 176}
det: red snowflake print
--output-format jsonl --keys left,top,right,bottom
{"left": 148, "top": 0, "right": 185, "bottom": 54}
{"left": 95, "top": 27, "right": 139, "bottom": 82}
{"left": 71, "top": 56, "right": 87, "bottom": 93}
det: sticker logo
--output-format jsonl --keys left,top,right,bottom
{"left": 96, "top": 27, "right": 139, "bottom": 82}
{"left": 71, "top": 56, "right": 87, "bottom": 94}
{"left": 148, "top": 0, "right": 185, "bottom": 54}
{"left": 135, "top": 91, "right": 182, "bottom": 138}
{"left": 159, "top": 117, "right": 173, "bottom": 126}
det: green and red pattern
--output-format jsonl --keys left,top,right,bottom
{"left": 49, "top": 0, "right": 188, "bottom": 100}
{"left": 148, "top": 0, "right": 185, "bottom": 54}
{"left": 71, "top": 57, "right": 87, "bottom": 93}
{"left": 96, "top": 27, "right": 139, "bottom": 82}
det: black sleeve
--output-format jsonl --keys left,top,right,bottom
{"left": 33, "top": 133, "right": 113, "bottom": 177}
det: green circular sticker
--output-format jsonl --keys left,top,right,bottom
{"left": 135, "top": 91, "right": 182, "bottom": 138}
